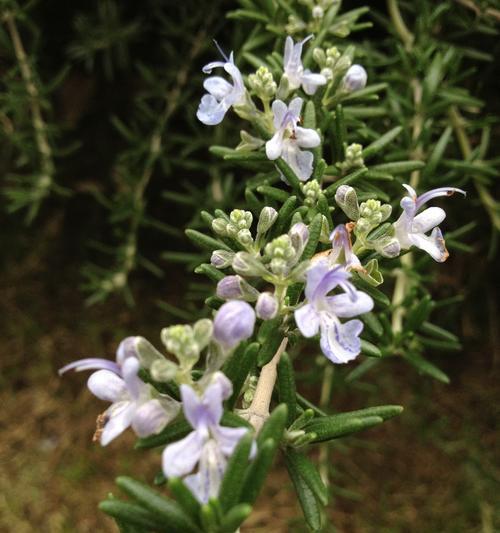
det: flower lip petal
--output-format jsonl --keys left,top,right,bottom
{"left": 100, "top": 401, "right": 135, "bottom": 446}
{"left": 131, "top": 399, "right": 170, "bottom": 438}
{"left": 87, "top": 370, "right": 127, "bottom": 402}
{"left": 327, "top": 291, "right": 374, "bottom": 318}
{"left": 58, "top": 358, "right": 120, "bottom": 376}
{"left": 162, "top": 429, "right": 205, "bottom": 478}
{"left": 203, "top": 76, "right": 232, "bottom": 100}
{"left": 415, "top": 186, "right": 466, "bottom": 210}
{"left": 319, "top": 318, "right": 363, "bottom": 364}
{"left": 411, "top": 206, "right": 446, "bottom": 234}
{"left": 294, "top": 303, "right": 320, "bottom": 338}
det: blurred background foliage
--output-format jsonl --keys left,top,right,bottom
{"left": 0, "top": 0, "right": 498, "bottom": 531}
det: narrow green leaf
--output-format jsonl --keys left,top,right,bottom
{"left": 223, "top": 342, "right": 259, "bottom": 409}
{"left": 361, "top": 126, "right": 402, "bottom": 160}
{"left": 240, "top": 438, "right": 278, "bottom": 505}
{"left": 300, "top": 213, "right": 323, "bottom": 261}
{"left": 360, "top": 339, "right": 382, "bottom": 357}
{"left": 185, "top": 229, "right": 232, "bottom": 252}
{"left": 257, "top": 322, "right": 285, "bottom": 366}
{"left": 404, "top": 352, "right": 450, "bottom": 384}
{"left": 323, "top": 167, "right": 368, "bottom": 197}
{"left": 285, "top": 456, "right": 323, "bottom": 531}
{"left": 424, "top": 126, "right": 452, "bottom": 177}
{"left": 168, "top": 478, "right": 201, "bottom": 522}
{"left": 363, "top": 312, "right": 384, "bottom": 337}
{"left": 257, "top": 185, "right": 289, "bottom": 202}
{"left": 275, "top": 158, "right": 302, "bottom": 193}
{"left": 272, "top": 195, "right": 297, "bottom": 237}
{"left": 285, "top": 449, "right": 328, "bottom": 506}
{"left": 277, "top": 353, "right": 297, "bottom": 425}
{"left": 218, "top": 504, "right": 253, "bottom": 533}
{"left": 194, "top": 263, "right": 225, "bottom": 282}
{"left": 420, "top": 321, "right": 459, "bottom": 343}
{"left": 257, "top": 403, "right": 288, "bottom": 448}
{"left": 404, "top": 295, "right": 436, "bottom": 332}
{"left": 219, "top": 432, "right": 255, "bottom": 511}
{"left": 304, "top": 415, "right": 384, "bottom": 442}
{"left": 370, "top": 161, "right": 425, "bottom": 174}
{"left": 116, "top": 477, "right": 200, "bottom": 533}
{"left": 135, "top": 418, "right": 191, "bottom": 449}
{"left": 99, "top": 500, "right": 164, "bottom": 530}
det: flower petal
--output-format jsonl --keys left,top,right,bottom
{"left": 266, "top": 130, "right": 284, "bottom": 160}
{"left": 203, "top": 76, "right": 232, "bottom": 100}
{"left": 131, "top": 399, "right": 171, "bottom": 438}
{"left": 415, "top": 186, "right": 466, "bottom": 210}
{"left": 87, "top": 370, "right": 127, "bottom": 402}
{"left": 121, "top": 357, "right": 144, "bottom": 400}
{"left": 294, "top": 303, "right": 320, "bottom": 338}
{"left": 319, "top": 318, "right": 363, "bottom": 364}
{"left": 162, "top": 430, "right": 205, "bottom": 478}
{"left": 180, "top": 384, "right": 204, "bottom": 429}
{"left": 411, "top": 227, "right": 449, "bottom": 262}
{"left": 294, "top": 126, "right": 320, "bottom": 148}
{"left": 304, "top": 259, "right": 331, "bottom": 300}
{"left": 271, "top": 99, "right": 288, "bottom": 129}
{"left": 202, "top": 60, "right": 225, "bottom": 74}
{"left": 288, "top": 97, "right": 303, "bottom": 119}
{"left": 327, "top": 291, "right": 374, "bottom": 318}
{"left": 195, "top": 440, "right": 227, "bottom": 503}
{"left": 213, "top": 425, "right": 249, "bottom": 456}
{"left": 58, "top": 358, "right": 120, "bottom": 376}
{"left": 100, "top": 401, "right": 135, "bottom": 446}
{"left": 411, "top": 206, "right": 446, "bottom": 234}
{"left": 197, "top": 94, "right": 228, "bottom": 126}
{"left": 301, "top": 71, "right": 327, "bottom": 95}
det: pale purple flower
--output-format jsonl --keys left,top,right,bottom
{"left": 213, "top": 300, "right": 256, "bottom": 349}
{"left": 283, "top": 35, "right": 326, "bottom": 95}
{"left": 266, "top": 97, "right": 320, "bottom": 182}
{"left": 342, "top": 65, "right": 367, "bottom": 92}
{"left": 329, "top": 224, "right": 362, "bottom": 270}
{"left": 294, "top": 259, "right": 373, "bottom": 364}
{"left": 59, "top": 338, "right": 180, "bottom": 445}
{"left": 393, "top": 184, "right": 466, "bottom": 262}
{"left": 256, "top": 292, "right": 279, "bottom": 320}
{"left": 197, "top": 46, "right": 246, "bottom": 126}
{"left": 162, "top": 372, "right": 254, "bottom": 503}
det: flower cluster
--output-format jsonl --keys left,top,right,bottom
{"left": 197, "top": 36, "right": 366, "bottom": 183}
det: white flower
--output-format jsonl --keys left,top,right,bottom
{"left": 197, "top": 50, "right": 245, "bottom": 125}
{"left": 266, "top": 97, "right": 320, "bottom": 182}
{"left": 394, "top": 184, "right": 466, "bottom": 262}
{"left": 283, "top": 35, "right": 327, "bottom": 95}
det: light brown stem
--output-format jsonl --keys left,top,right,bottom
{"left": 3, "top": 11, "right": 54, "bottom": 193}
{"left": 245, "top": 337, "right": 288, "bottom": 432}
{"left": 392, "top": 79, "right": 422, "bottom": 333}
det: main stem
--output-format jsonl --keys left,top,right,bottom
{"left": 246, "top": 337, "right": 288, "bottom": 432}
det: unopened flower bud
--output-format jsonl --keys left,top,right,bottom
{"left": 257, "top": 206, "right": 278, "bottom": 235}
{"left": 232, "top": 251, "right": 268, "bottom": 277}
{"left": 256, "top": 292, "right": 279, "bottom": 320}
{"left": 342, "top": 64, "right": 367, "bottom": 92}
{"left": 213, "top": 301, "right": 256, "bottom": 349}
{"left": 212, "top": 217, "right": 228, "bottom": 236}
{"left": 161, "top": 325, "right": 200, "bottom": 365}
{"left": 192, "top": 319, "right": 213, "bottom": 350}
{"left": 150, "top": 359, "right": 178, "bottom": 382}
{"left": 237, "top": 228, "right": 253, "bottom": 246}
{"left": 341, "top": 143, "right": 364, "bottom": 171}
{"left": 211, "top": 249, "right": 234, "bottom": 269}
{"left": 216, "top": 275, "right": 259, "bottom": 301}
{"left": 301, "top": 180, "right": 321, "bottom": 207}
{"left": 335, "top": 185, "right": 360, "bottom": 220}
{"left": 289, "top": 222, "right": 309, "bottom": 257}
{"left": 248, "top": 66, "right": 277, "bottom": 101}
{"left": 313, "top": 47, "right": 326, "bottom": 67}
{"left": 312, "top": 5, "right": 324, "bottom": 18}
{"left": 376, "top": 237, "right": 401, "bottom": 258}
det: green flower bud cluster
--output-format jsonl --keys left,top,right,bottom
{"left": 159, "top": 319, "right": 213, "bottom": 372}
{"left": 212, "top": 209, "right": 254, "bottom": 248}
{"left": 301, "top": 180, "right": 322, "bottom": 207}
{"left": 313, "top": 46, "right": 342, "bottom": 80}
{"left": 359, "top": 199, "right": 392, "bottom": 226}
{"left": 242, "top": 375, "right": 259, "bottom": 409}
{"left": 285, "top": 15, "right": 307, "bottom": 35}
{"left": 340, "top": 143, "right": 364, "bottom": 172}
{"left": 265, "top": 235, "right": 298, "bottom": 276}
{"left": 248, "top": 67, "right": 277, "bottom": 102}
